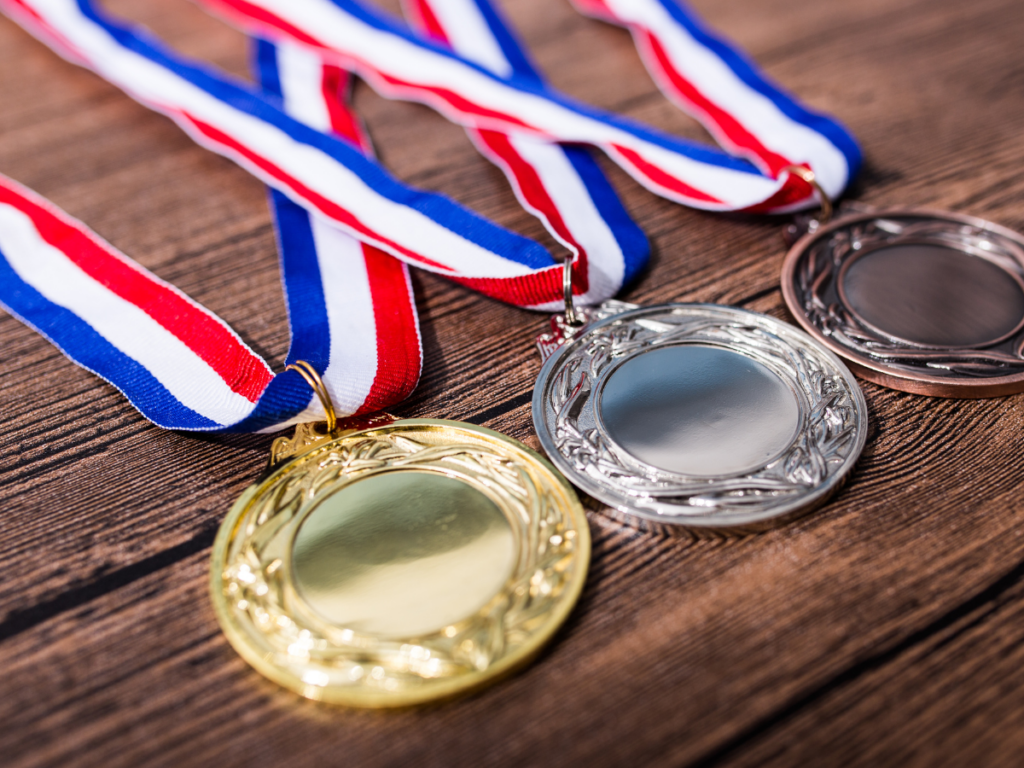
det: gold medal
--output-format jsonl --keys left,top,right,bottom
{"left": 210, "top": 364, "right": 589, "bottom": 707}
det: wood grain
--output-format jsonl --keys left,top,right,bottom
{"left": 2, "top": 0, "right": 1024, "bottom": 765}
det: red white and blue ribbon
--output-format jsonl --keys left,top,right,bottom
{"left": 568, "top": 0, "right": 859, "bottom": 187}
{"left": 255, "top": 39, "right": 422, "bottom": 426}
{"left": 194, "top": 0, "right": 860, "bottom": 211}
{"left": 1, "top": 0, "right": 592, "bottom": 309}
{"left": 0, "top": 173, "right": 283, "bottom": 431}
{"left": 0, "top": 0, "right": 863, "bottom": 433}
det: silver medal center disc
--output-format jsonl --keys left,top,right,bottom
{"left": 782, "top": 207, "right": 1024, "bottom": 397}
{"left": 532, "top": 303, "right": 868, "bottom": 533}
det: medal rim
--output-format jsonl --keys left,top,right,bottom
{"left": 781, "top": 206, "right": 1024, "bottom": 398}
{"left": 210, "top": 418, "right": 591, "bottom": 708}
{"left": 532, "top": 303, "right": 868, "bottom": 533}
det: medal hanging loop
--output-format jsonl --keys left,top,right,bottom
{"left": 563, "top": 256, "right": 582, "bottom": 328}
{"left": 284, "top": 361, "right": 338, "bottom": 434}
{"left": 782, "top": 165, "right": 833, "bottom": 228}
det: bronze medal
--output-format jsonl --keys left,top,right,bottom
{"left": 782, "top": 206, "right": 1024, "bottom": 397}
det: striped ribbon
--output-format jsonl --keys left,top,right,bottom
{"left": 195, "top": 0, "right": 860, "bottom": 210}
{"left": 0, "top": 0, "right": 862, "bottom": 433}
{"left": 0, "top": 172, "right": 283, "bottom": 430}
{"left": 567, "top": 0, "right": 860, "bottom": 185}
{"left": 401, "top": 0, "right": 649, "bottom": 304}
{"left": 254, "top": 39, "right": 422, "bottom": 426}
{"left": 2, "top": 0, "right": 599, "bottom": 309}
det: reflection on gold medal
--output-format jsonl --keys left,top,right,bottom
{"left": 210, "top": 419, "right": 589, "bottom": 707}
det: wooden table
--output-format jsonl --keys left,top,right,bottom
{"left": 3, "top": 0, "right": 1024, "bottom": 765}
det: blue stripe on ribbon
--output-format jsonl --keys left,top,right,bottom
{"left": 466, "top": 0, "right": 542, "bottom": 85}
{"left": 662, "top": 0, "right": 862, "bottom": 180}
{"left": 562, "top": 146, "right": 649, "bottom": 286}
{"left": 269, "top": 190, "right": 333, "bottom": 372}
{"left": 226, "top": 371, "right": 317, "bottom": 433}
{"left": 254, "top": 37, "right": 283, "bottom": 98}
{"left": 0, "top": 248, "right": 220, "bottom": 430}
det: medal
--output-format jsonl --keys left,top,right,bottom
{"left": 532, "top": 260, "right": 867, "bottom": 533}
{"left": 781, "top": 195, "right": 1024, "bottom": 397}
{"left": 212, "top": 364, "right": 589, "bottom": 707}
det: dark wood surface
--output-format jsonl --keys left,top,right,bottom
{"left": 3, "top": 0, "right": 1024, "bottom": 765}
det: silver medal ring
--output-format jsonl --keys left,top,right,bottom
{"left": 532, "top": 303, "right": 868, "bottom": 533}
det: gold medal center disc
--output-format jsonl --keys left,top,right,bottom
{"left": 210, "top": 419, "right": 589, "bottom": 707}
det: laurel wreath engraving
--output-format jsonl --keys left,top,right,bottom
{"left": 797, "top": 217, "right": 1024, "bottom": 377}
{"left": 220, "top": 429, "right": 582, "bottom": 695}
{"left": 545, "top": 312, "right": 860, "bottom": 517}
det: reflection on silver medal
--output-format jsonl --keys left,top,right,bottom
{"left": 782, "top": 208, "right": 1024, "bottom": 397}
{"left": 533, "top": 302, "right": 868, "bottom": 533}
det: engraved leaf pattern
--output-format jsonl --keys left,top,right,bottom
{"left": 548, "top": 313, "right": 860, "bottom": 516}
{"left": 222, "top": 432, "right": 581, "bottom": 693}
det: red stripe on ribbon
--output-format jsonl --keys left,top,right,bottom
{"left": 609, "top": 144, "right": 723, "bottom": 205}
{"left": 359, "top": 248, "right": 422, "bottom": 413}
{"left": 321, "top": 65, "right": 371, "bottom": 151}
{"left": 405, "top": 0, "right": 450, "bottom": 44}
{"left": 450, "top": 264, "right": 575, "bottom": 308}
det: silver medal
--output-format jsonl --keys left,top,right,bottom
{"left": 532, "top": 282, "right": 868, "bottom": 533}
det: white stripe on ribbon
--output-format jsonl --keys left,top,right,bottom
{"left": 313, "top": 219, "right": 379, "bottom": 417}
{"left": 277, "top": 39, "right": 334, "bottom": 131}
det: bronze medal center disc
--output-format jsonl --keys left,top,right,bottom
{"left": 840, "top": 243, "right": 1024, "bottom": 347}
{"left": 292, "top": 471, "right": 516, "bottom": 638}
{"left": 597, "top": 345, "right": 801, "bottom": 477}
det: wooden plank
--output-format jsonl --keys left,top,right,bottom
{"left": 2, "top": 0, "right": 1024, "bottom": 765}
